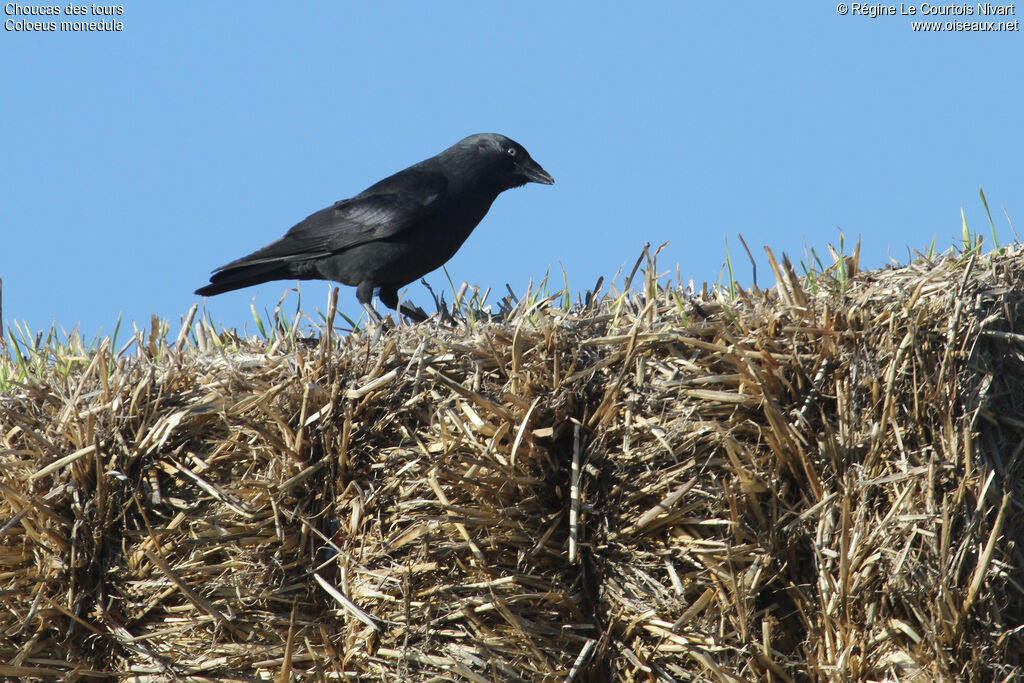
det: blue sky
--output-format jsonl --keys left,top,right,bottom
{"left": 3, "top": 3, "right": 1021, "bottom": 338}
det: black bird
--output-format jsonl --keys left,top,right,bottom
{"left": 195, "top": 133, "right": 554, "bottom": 322}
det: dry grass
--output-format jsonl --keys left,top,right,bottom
{"left": 2, "top": 243, "right": 1024, "bottom": 681}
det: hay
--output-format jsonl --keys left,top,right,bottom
{"left": 2, "top": 244, "right": 1024, "bottom": 681}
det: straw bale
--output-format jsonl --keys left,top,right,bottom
{"left": 3, "top": 245, "right": 1024, "bottom": 680}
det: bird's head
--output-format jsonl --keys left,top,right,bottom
{"left": 456, "top": 133, "right": 555, "bottom": 191}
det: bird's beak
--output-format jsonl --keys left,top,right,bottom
{"left": 519, "top": 159, "right": 555, "bottom": 185}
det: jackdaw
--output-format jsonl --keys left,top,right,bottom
{"left": 195, "top": 133, "right": 554, "bottom": 323}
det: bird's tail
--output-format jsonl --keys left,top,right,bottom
{"left": 194, "top": 261, "right": 294, "bottom": 297}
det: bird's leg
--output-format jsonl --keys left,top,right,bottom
{"left": 361, "top": 301, "right": 384, "bottom": 324}
{"left": 359, "top": 301, "right": 385, "bottom": 342}
{"left": 379, "top": 287, "right": 428, "bottom": 323}
{"left": 356, "top": 281, "right": 388, "bottom": 341}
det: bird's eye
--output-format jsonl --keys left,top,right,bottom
{"left": 506, "top": 147, "right": 516, "bottom": 156}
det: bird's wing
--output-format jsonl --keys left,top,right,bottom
{"left": 325, "top": 173, "right": 447, "bottom": 251}
{"left": 215, "top": 170, "right": 448, "bottom": 269}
